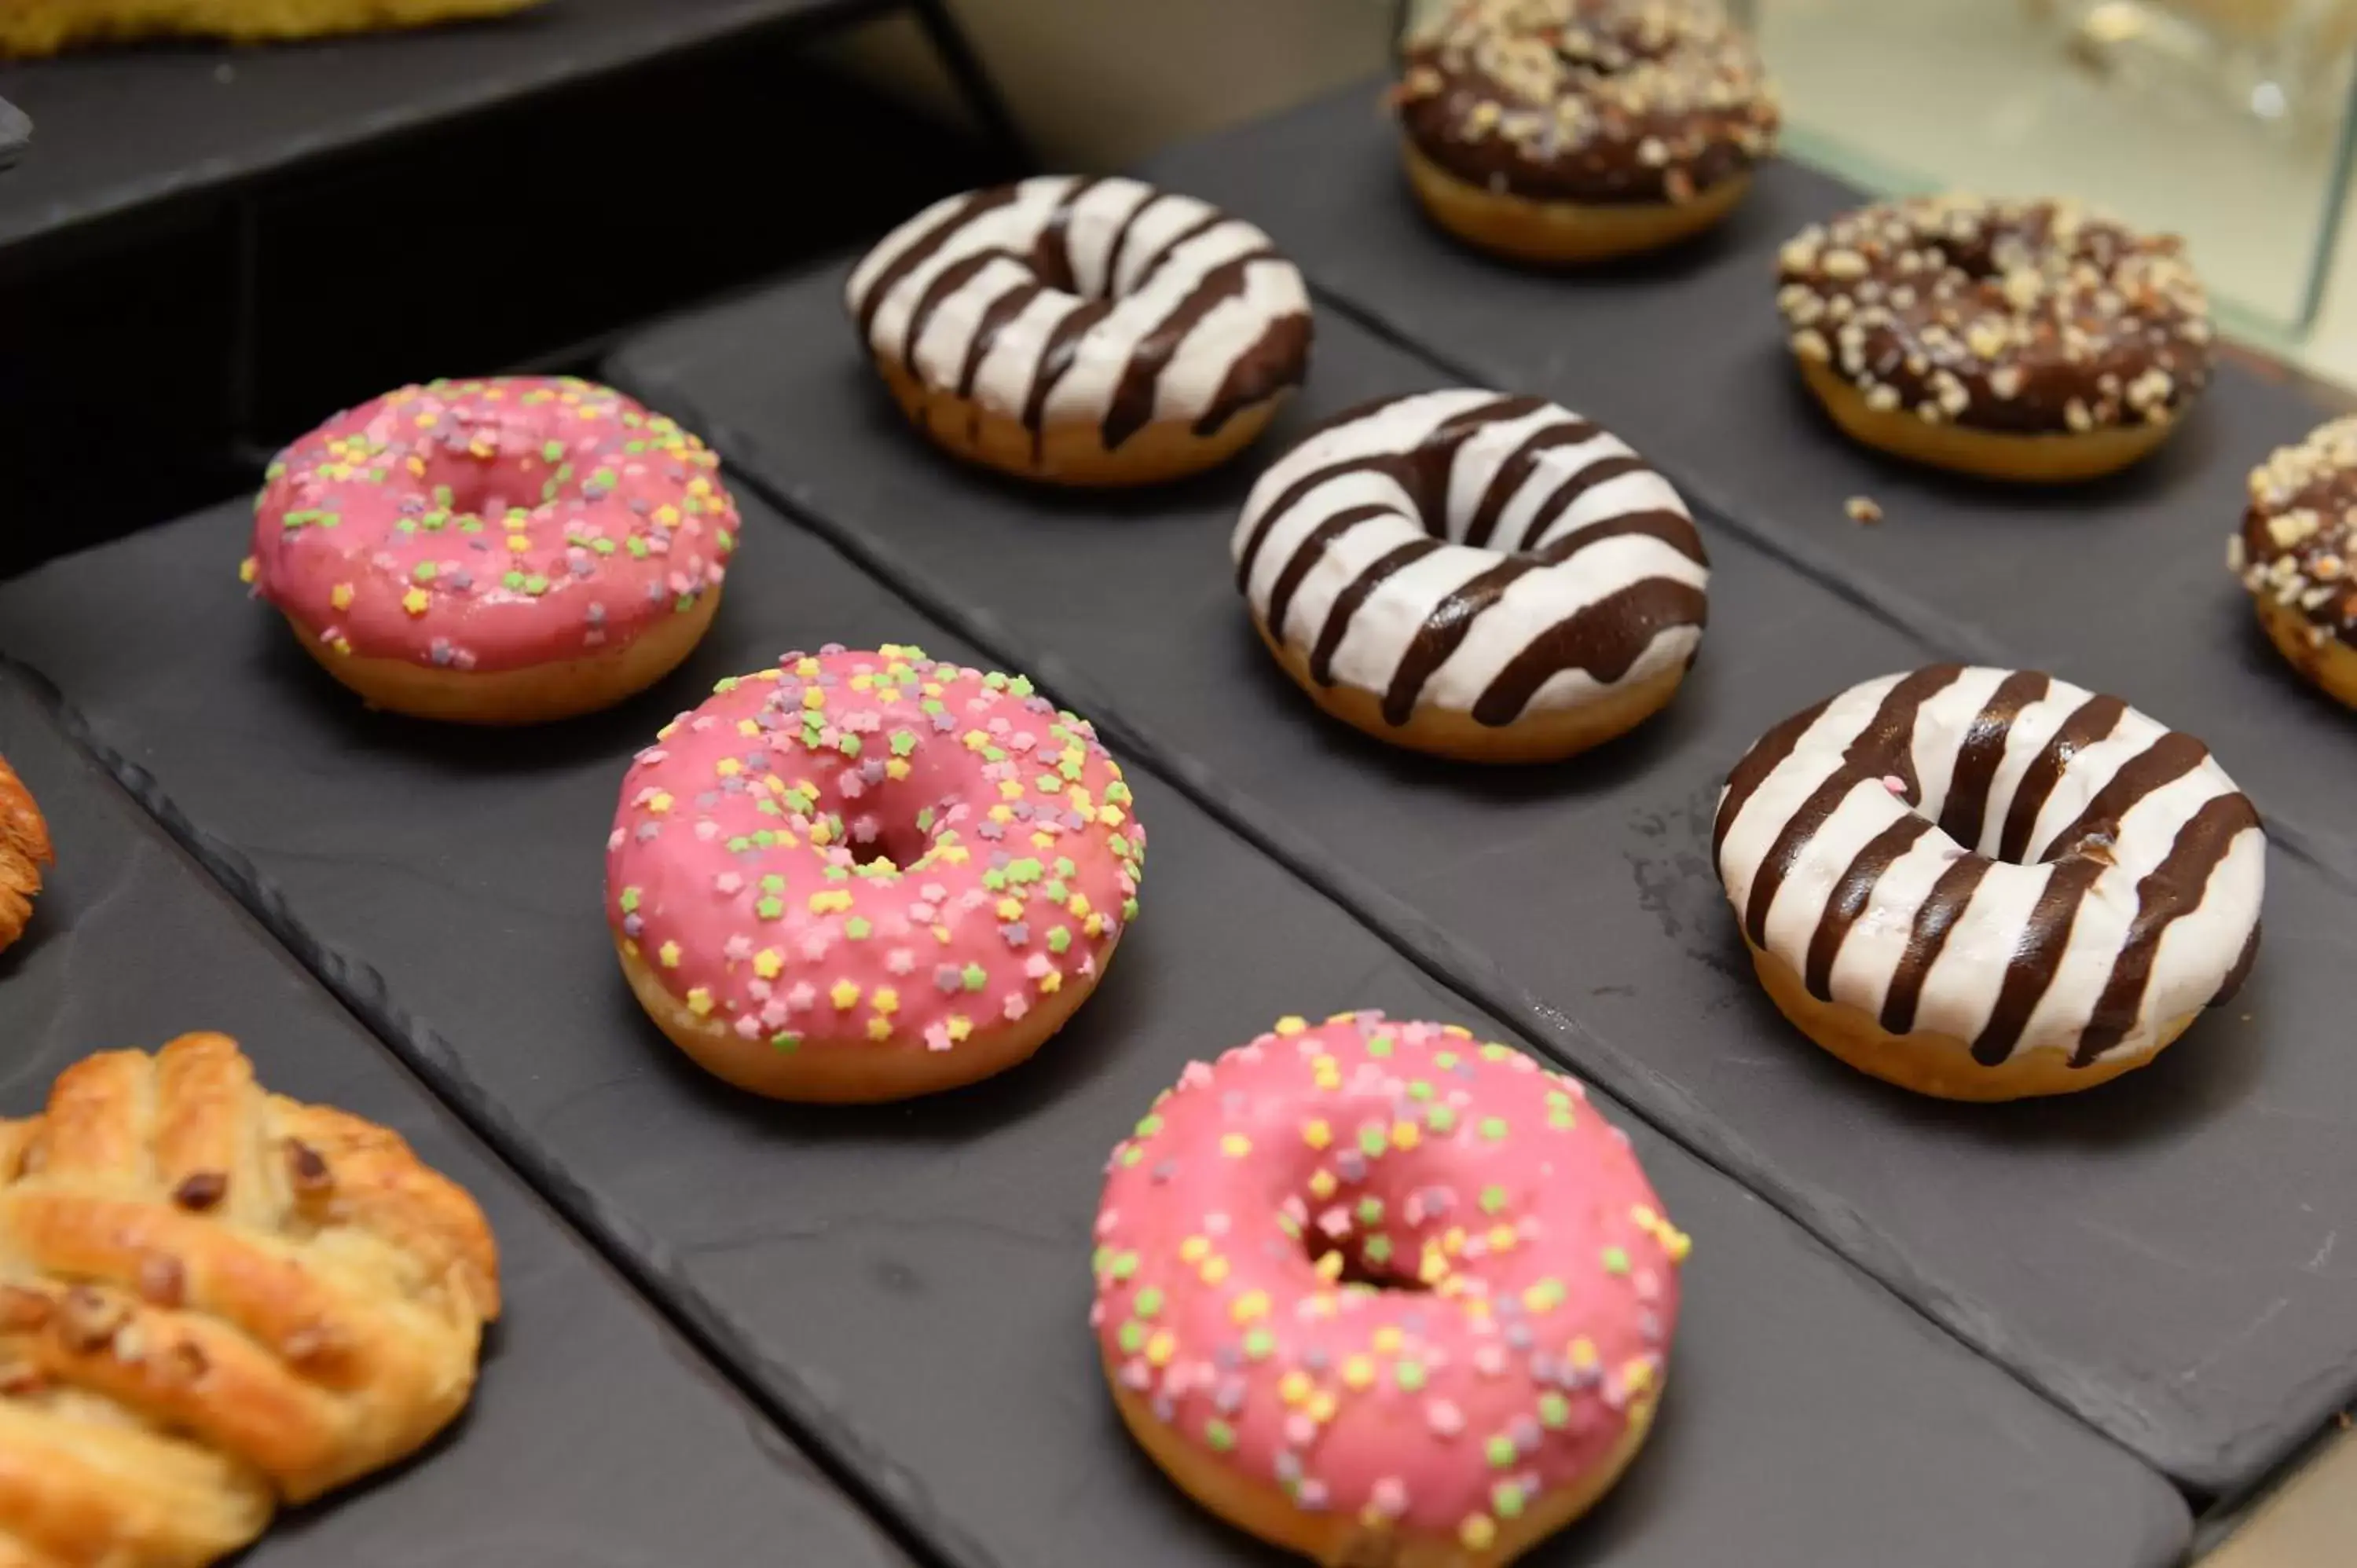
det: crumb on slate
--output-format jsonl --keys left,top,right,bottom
{"left": 1846, "top": 495, "right": 1882, "bottom": 526}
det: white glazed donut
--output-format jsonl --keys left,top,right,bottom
{"left": 1715, "top": 666, "right": 2265, "bottom": 1100}
{"left": 1230, "top": 389, "right": 1710, "bottom": 762}
{"left": 846, "top": 175, "right": 1313, "bottom": 485}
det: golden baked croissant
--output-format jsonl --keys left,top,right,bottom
{"left": 0, "top": 1033, "right": 500, "bottom": 1568}
{"left": 0, "top": 757, "right": 49, "bottom": 958}
{"left": 0, "top": 0, "right": 541, "bottom": 57}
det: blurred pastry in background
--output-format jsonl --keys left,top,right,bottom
{"left": 0, "top": 0, "right": 540, "bottom": 58}
{"left": 0, "top": 754, "right": 49, "bottom": 956}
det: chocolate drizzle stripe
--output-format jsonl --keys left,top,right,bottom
{"left": 1028, "top": 176, "right": 1104, "bottom": 294}
{"left": 955, "top": 281, "right": 1043, "bottom": 400}
{"left": 1263, "top": 504, "right": 1397, "bottom": 643}
{"left": 1307, "top": 538, "right": 1445, "bottom": 685}
{"left": 1740, "top": 667, "right": 1963, "bottom": 945}
{"left": 1193, "top": 312, "right": 1313, "bottom": 437}
{"left": 1715, "top": 698, "right": 1829, "bottom": 863}
{"left": 1017, "top": 298, "right": 1113, "bottom": 446}
{"left": 1102, "top": 247, "right": 1277, "bottom": 451}
{"left": 1937, "top": 669, "right": 2051, "bottom": 853}
{"left": 2212, "top": 920, "right": 2261, "bottom": 1006}
{"left": 900, "top": 250, "right": 1013, "bottom": 376}
{"left": 1970, "top": 858, "right": 2109, "bottom": 1064}
{"left": 1508, "top": 453, "right": 1652, "bottom": 548}
{"left": 1535, "top": 508, "right": 1707, "bottom": 566}
{"left": 1380, "top": 556, "right": 1545, "bottom": 725}
{"left": 2033, "top": 731, "right": 2209, "bottom": 864}
{"left": 1997, "top": 694, "right": 2128, "bottom": 865}
{"left": 2073, "top": 792, "right": 2261, "bottom": 1064}
{"left": 1879, "top": 855, "right": 1989, "bottom": 1036}
{"left": 853, "top": 185, "right": 1022, "bottom": 344}
{"left": 1127, "top": 211, "right": 1226, "bottom": 294}
{"left": 1468, "top": 579, "right": 1707, "bottom": 727}
{"left": 1458, "top": 419, "right": 1603, "bottom": 550}
{"left": 1100, "top": 188, "right": 1162, "bottom": 298}
{"left": 1805, "top": 815, "right": 1935, "bottom": 1000}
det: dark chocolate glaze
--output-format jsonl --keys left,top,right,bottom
{"left": 1779, "top": 196, "right": 2213, "bottom": 438}
{"left": 1806, "top": 816, "right": 1934, "bottom": 1001}
{"left": 1714, "top": 697, "right": 1827, "bottom": 862}
{"left": 1469, "top": 578, "right": 1708, "bottom": 725}
{"left": 1102, "top": 249, "right": 1277, "bottom": 450}
{"left": 1970, "top": 858, "right": 2110, "bottom": 1065}
{"left": 1308, "top": 539, "right": 1444, "bottom": 685}
{"left": 2238, "top": 418, "right": 2357, "bottom": 647}
{"left": 1937, "top": 669, "right": 2051, "bottom": 852}
{"left": 1395, "top": 0, "right": 1779, "bottom": 207}
{"left": 852, "top": 185, "right": 1021, "bottom": 345}
{"left": 2212, "top": 921, "right": 2263, "bottom": 1006}
{"left": 1879, "top": 855, "right": 1989, "bottom": 1038}
{"left": 1997, "top": 695, "right": 2127, "bottom": 866}
{"left": 1266, "top": 504, "right": 1396, "bottom": 642}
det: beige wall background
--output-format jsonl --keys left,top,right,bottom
{"left": 818, "top": 0, "right": 1389, "bottom": 169}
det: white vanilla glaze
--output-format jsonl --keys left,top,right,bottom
{"left": 1715, "top": 667, "right": 2265, "bottom": 1069}
{"left": 845, "top": 175, "right": 1311, "bottom": 449}
{"left": 1230, "top": 389, "right": 1710, "bottom": 726}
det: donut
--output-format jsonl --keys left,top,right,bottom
{"left": 1393, "top": 0, "right": 1780, "bottom": 266}
{"left": 845, "top": 175, "right": 1313, "bottom": 486}
{"left": 1233, "top": 390, "right": 1709, "bottom": 763}
{"left": 1777, "top": 195, "right": 2212, "bottom": 482}
{"left": 0, "top": 753, "right": 51, "bottom": 955}
{"left": 2234, "top": 415, "right": 2357, "bottom": 709}
{"left": 1715, "top": 667, "right": 2264, "bottom": 1101}
{"left": 1093, "top": 1010, "right": 1685, "bottom": 1566}
{"left": 606, "top": 644, "right": 1145, "bottom": 1101}
{"left": 244, "top": 376, "right": 736, "bottom": 725}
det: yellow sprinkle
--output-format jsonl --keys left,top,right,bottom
{"left": 1442, "top": 1024, "right": 1474, "bottom": 1039}
{"left": 1372, "top": 1327, "right": 1402, "bottom": 1354}
{"left": 1567, "top": 1336, "right": 1598, "bottom": 1368}
{"left": 1083, "top": 913, "right": 1105, "bottom": 937}
{"left": 1666, "top": 1229, "right": 1693, "bottom": 1264}
{"left": 999, "top": 780, "right": 1024, "bottom": 800}
{"left": 1420, "top": 1247, "right": 1449, "bottom": 1285}
{"left": 1067, "top": 893, "right": 1092, "bottom": 918}
{"left": 507, "top": 534, "right": 530, "bottom": 554}
{"left": 1146, "top": 1332, "right": 1175, "bottom": 1368}
{"left": 802, "top": 687, "right": 826, "bottom": 709}
{"left": 1302, "top": 1119, "right": 1332, "bottom": 1150}
{"left": 947, "top": 1016, "right": 972, "bottom": 1042}
{"left": 1038, "top": 970, "right": 1061, "bottom": 995}
{"left": 716, "top": 758, "right": 742, "bottom": 777}
{"left": 808, "top": 890, "right": 853, "bottom": 914}
{"left": 1442, "top": 1227, "right": 1467, "bottom": 1255}
{"left": 654, "top": 504, "right": 682, "bottom": 526}
{"left": 1624, "top": 1358, "right": 1655, "bottom": 1394}
{"left": 658, "top": 941, "right": 681, "bottom": 969}
{"left": 1308, "top": 1169, "right": 1337, "bottom": 1200}
{"left": 1220, "top": 1134, "right": 1252, "bottom": 1159}
{"left": 867, "top": 1017, "right": 892, "bottom": 1041}
{"left": 1631, "top": 1204, "right": 1659, "bottom": 1229}
{"left": 1231, "top": 1290, "right": 1270, "bottom": 1324}
{"left": 753, "top": 949, "right": 783, "bottom": 980}
{"left": 962, "top": 730, "right": 989, "bottom": 751}
{"left": 1274, "top": 1016, "right": 1307, "bottom": 1035}
{"left": 886, "top": 760, "right": 911, "bottom": 781}
{"left": 1460, "top": 1515, "right": 1497, "bottom": 1552}
{"left": 647, "top": 791, "right": 673, "bottom": 815}
{"left": 1279, "top": 1371, "right": 1312, "bottom": 1405}
{"left": 1305, "top": 1390, "right": 1336, "bottom": 1423}
{"left": 237, "top": 555, "right": 258, "bottom": 584}
{"left": 995, "top": 897, "right": 1023, "bottom": 921}
{"left": 1179, "top": 1235, "right": 1210, "bottom": 1263}
{"left": 872, "top": 987, "right": 900, "bottom": 1016}
{"left": 1342, "top": 1355, "right": 1374, "bottom": 1390}
{"left": 1487, "top": 1225, "right": 1517, "bottom": 1253}
{"left": 329, "top": 582, "right": 354, "bottom": 610}
{"left": 830, "top": 980, "right": 861, "bottom": 1009}
{"left": 795, "top": 658, "right": 819, "bottom": 676}
{"left": 1199, "top": 1255, "right": 1229, "bottom": 1284}
{"left": 401, "top": 588, "right": 430, "bottom": 616}
{"left": 686, "top": 987, "right": 713, "bottom": 1017}
{"left": 1315, "top": 1251, "right": 1344, "bottom": 1281}
{"left": 1391, "top": 1121, "right": 1420, "bottom": 1151}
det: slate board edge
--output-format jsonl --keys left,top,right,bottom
{"left": 3, "top": 653, "right": 984, "bottom": 1568}
{"left": 597, "top": 351, "right": 2280, "bottom": 1505}
{"left": 1300, "top": 280, "right": 2357, "bottom": 903}
{"left": 0, "top": 96, "right": 27, "bottom": 170}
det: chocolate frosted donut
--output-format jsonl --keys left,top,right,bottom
{"left": 1779, "top": 195, "right": 2212, "bottom": 481}
{"left": 1233, "top": 390, "right": 1709, "bottom": 762}
{"left": 2235, "top": 416, "right": 2357, "bottom": 708}
{"left": 1394, "top": 0, "right": 1779, "bottom": 262}
{"left": 1717, "top": 667, "right": 2264, "bottom": 1100}
{"left": 847, "top": 176, "right": 1313, "bottom": 486}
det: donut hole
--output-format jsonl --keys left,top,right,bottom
{"left": 1290, "top": 1172, "right": 1439, "bottom": 1295}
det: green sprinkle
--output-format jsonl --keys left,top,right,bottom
{"left": 1407, "top": 1079, "right": 1435, "bottom": 1101}
{"left": 1481, "top": 1043, "right": 1515, "bottom": 1062}
{"left": 433, "top": 485, "right": 454, "bottom": 507}
{"left": 1008, "top": 675, "right": 1034, "bottom": 697}
{"left": 1601, "top": 1246, "right": 1630, "bottom": 1275}
{"left": 1204, "top": 1419, "right": 1236, "bottom": 1453}
{"left": 1538, "top": 1392, "right": 1570, "bottom": 1429}
{"left": 1109, "top": 1251, "right": 1139, "bottom": 1280}
{"left": 542, "top": 440, "right": 566, "bottom": 462}
{"left": 1243, "top": 1328, "right": 1275, "bottom": 1361}
{"left": 1122, "top": 897, "right": 1141, "bottom": 921}
{"left": 1135, "top": 1288, "right": 1164, "bottom": 1318}
{"left": 1479, "top": 1116, "right": 1510, "bottom": 1141}
{"left": 1426, "top": 1105, "right": 1457, "bottom": 1134}
{"left": 618, "top": 888, "right": 641, "bottom": 913}
{"left": 1493, "top": 1482, "right": 1525, "bottom": 1519}
{"left": 1480, "top": 1185, "right": 1508, "bottom": 1214}
{"left": 1362, "top": 1234, "right": 1391, "bottom": 1265}
{"left": 984, "top": 672, "right": 1009, "bottom": 691}
{"left": 1366, "top": 1034, "right": 1395, "bottom": 1057}
{"left": 761, "top": 874, "right": 786, "bottom": 894}
{"left": 845, "top": 918, "right": 872, "bottom": 940}
{"left": 523, "top": 573, "right": 550, "bottom": 595}
{"left": 1134, "top": 1114, "right": 1163, "bottom": 1138}
{"left": 592, "top": 537, "right": 618, "bottom": 555}
{"left": 726, "top": 836, "right": 752, "bottom": 853}
{"left": 1043, "top": 879, "right": 1069, "bottom": 903}
{"left": 962, "top": 963, "right": 988, "bottom": 991}
{"left": 1118, "top": 1321, "right": 1146, "bottom": 1353}
{"left": 626, "top": 536, "right": 651, "bottom": 558}
{"left": 1054, "top": 857, "right": 1076, "bottom": 877}
{"left": 757, "top": 897, "right": 784, "bottom": 921}
{"left": 1119, "top": 1145, "right": 1143, "bottom": 1167}
{"left": 1357, "top": 1196, "right": 1384, "bottom": 1225}
{"left": 837, "top": 735, "right": 861, "bottom": 757}
{"left": 1358, "top": 1126, "right": 1387, "bottom": 1158}
{"left": 1047, "top": 927, "right": 1072, "bottom": 954}
{"left": 982, "top": 869, "right": 1008, "bottom": 892}
{"left": 1485, "top": 1435, "right": 1516, "bottom": 1468}
{"left": 502, "top": 570, "right": 526, "bottom": 591}
{"left": 1394, "top": 1359, "right": 1426, "bottom": 1391}
{"left": 770, "top": 1032, "right": 800, "bottom": 1054}
{"left": 890, "top": 730, "right": 917, "bottom": 757}
{"left": 915, "top": 807, "right": 935, "bottom": 833}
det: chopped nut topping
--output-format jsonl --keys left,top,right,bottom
{"left": 172, "top": 1171, "right": 226, "bottom": 1211}
{"left": 2239, "top": 415, "right": 2357, "bottom": 647}
{"left": 1845, "top": 495, "right": 1883, "bottom": 525}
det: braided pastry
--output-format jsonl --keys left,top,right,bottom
{"left": 0, "top": 757, "right": 48, "bottom": 957}
{"left": 0, "top": 1033, "right": 500, "bottom": 1568}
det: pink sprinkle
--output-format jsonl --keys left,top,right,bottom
{"left": 908, "top": 901, "right": 937, "bottom": 923}
{"left": 722, "top": 935, "right": 753, "bottom": 962}
{"left": 1369, "top": 1478, "right": 1407, "bottom": 1518}
{"left": 1003, "top": 993, "right": 1030, "bottom": 1022}
{"left": 714, "top": 872, "right": 743, "bottom": 896}
{"left": 1881, "top": 774, "right": 1908, "bottom": 795}
{"left": 1473, "top": 1343, "right": 1508, "bottom": 1377}
{"left": 1204, "top": 1211, "right": 1231, "bottom": 1236}
{"left": 1180, "top": 1061, "right": 1214, "bottom": 1089}
{"left": 1120, "top": 1359, "right": 1153, "bottom": 1392}
{"left": 885, "top": 948, "right": 915, "bottom": 976}
{"left": 1285, "top": 1412, "right": 1318, "bottom": 1447}
{"left": 784, "top": 982, "right": 817, "bottom": 1012}
{"left": 925, "top": 1024, "right": 953, "bottom": 1053}
{"left": 1426, "top": 1399, "right": 1464, "bottom": 1437}
{"left": 606, "top": 829, "right": 625, "bottom": 852}
{"left": 1024, "top": 953, "right": 1053, "bottom": 980}
{"left": 1095, "top": 1210, "right": 1120, "bottom": 1236}
{"left": 732, "top": 1015, "right": 761, "bottom": 1040}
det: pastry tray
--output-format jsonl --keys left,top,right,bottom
{"left": 0, "top": 494, "right": 2183, "bottom": 1566}
{"left": 0, "top": 658, "right": 907, "bottom": 1568}
{"left": 579, "top": 92, "right": 2357, "bottom": 1507}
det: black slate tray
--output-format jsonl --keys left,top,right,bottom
{"left": 603, "top": 272, "right": 2357, "bottom": 1497}
{"left": 0, "top": 660, "right": 907, "bottom": 1568}
{"left": 0, "top": 0, "right": 883, "bottom": 261}
{"left": 0, "top": 500, "right": 2187, "bottom": 1567}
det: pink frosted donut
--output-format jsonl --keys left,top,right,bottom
{"left": 607, "top": 643, "right": 1146, "bottom": 1101}
{"left": 244, "top": 376, "right": 736, "bottom": 724}
{"left": 1092, "top": 1011, "right": 1684, "bottom": 1566}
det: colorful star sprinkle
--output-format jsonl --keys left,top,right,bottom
{"left": 246, "top": 376, "right": 737, "bottom": 672}
{"left": 608, "top": 645, "right": 1144, "bottom": 1068}
{"left": 1092, "top": 1011, "right": 1681, "bottom": 1551}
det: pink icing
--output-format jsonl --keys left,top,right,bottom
{"left": 247, "top": 376, "right": 737, "bottom": 672}
{"left": 606, "top": 645, "right": 1145, "bottom": 1057}
{"left": 1093, "top": 1012, "right": 1686, "bottom": 1552}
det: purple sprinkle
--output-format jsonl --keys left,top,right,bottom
{"left": 622, "top": 914, "right": 644, "bottom": 937}
{"left": 429, "top": 639, "right": 455, "bottom": 667}
{"left": 931, "top": 712, "right": 957, "bottom": 732}
{"left": 587, "top": 603, "right": 607, "bottom": 625}
{"left": 1009, "top": 802, "right": 1034, "bottom": 822}
{"left": 1505, "top": 1323, "right": 1533, "bottom": 1350}
{"left": 1214, "top": 1379, "right": 1245, "bottom": 1415}
{"left": 935, "top": 965, "right": 963, "bottom": 993}
{"left": 977, "top": 820, "right": 1005, "bottom": 841}
{"left": 570, "top": 555, "right": 596, "bottom": 577}
{"left": 447, "top": 568, "right": 474, "bottom": 589}
{"left": 1300, "top": 1347, "right": 1329, "bottom": 1372}
{"left": 1296, "top": 1481, "right": 1328, "bottom": 1512}
{"left": 1150, "top": 1159, "right": 1178, "bottom": 1183}
{"left": 1274, "top": 1452, "right": 1302, "bottom": 1483}
{"left": 1511, "top": 1416, "right": 1541, "bottom": 1452}
{"left": 1000, "top": 921, "right": 1028, "bottom": 946}
{"left": 861, "top": 759, "right": 886, "bottom": 784}
{"left": 628, "top": 496, "right": 651, "bottom": 515}
{"left": 1336, "top": 1152, "right": 1367, "bottom": 1183}
{"left": 634, "top": 822, "right": 661, "bottom": 842}
{"left": 1151, "top": 1395, "right": 1175, "bottom": 1423}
